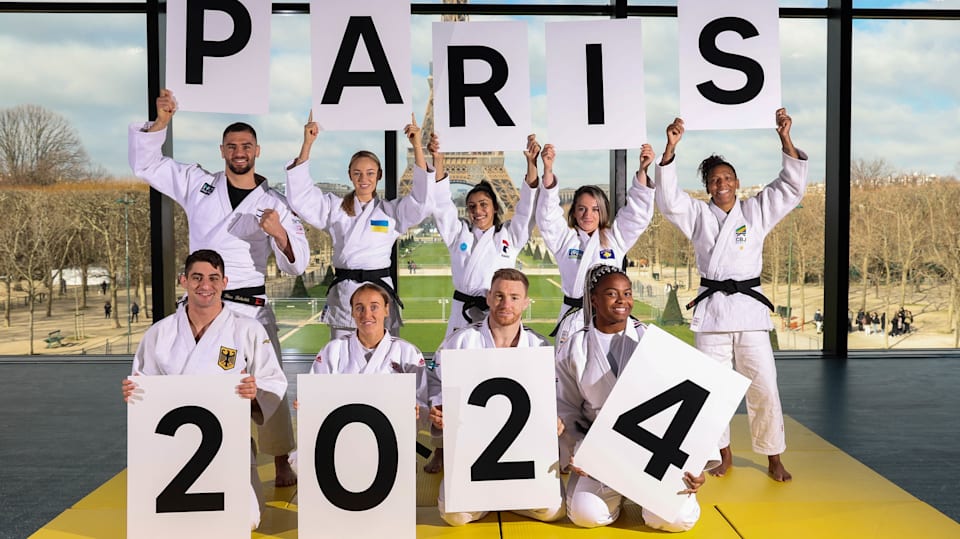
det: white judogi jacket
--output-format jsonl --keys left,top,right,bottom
{"left": 537, "top": 174, "right": 654, "bottom": 343}
{"left": 131, "top": 305, "right": 288, "bottom": 529}
{"left": 132, "top": 305, "right": 287, "bottom": 423}
{"left": 555, "top": 320, "right": 645, "bottom": 467}
{"left": 311, "top": 330, "right": 429, "bottom": 410}
{"left": 427, "top": 318, "right": 550, "bottom": 407}
{"left": 285, "top": 160, "right": 432, "bottom": 330}
{"left": 430, "top": 177, "right": 536, "bottom": 336}
{"left": 654, "top": 151, "right": 808, "bottom": 332}
{"left": 128, "top": 125, "right": 310, "bottom": 290}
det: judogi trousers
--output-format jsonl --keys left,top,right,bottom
{"left": 695, "top": 330, "right": 786, "bottom": 455}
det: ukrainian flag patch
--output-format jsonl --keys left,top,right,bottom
{"left": 371, "top": 219, "right": 389, "bottom": 233}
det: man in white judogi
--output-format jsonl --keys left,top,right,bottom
{"left": 122, "top": 250, "right": 288, "bottom": 530}
{"left": 128, "top": 90, "right": 306, "bottom": 485}
{"left": 426, "top": 268, "right": 565, "bottom": 526}
{"left": 653, "top": 108, "right": 807, "bottom": 482}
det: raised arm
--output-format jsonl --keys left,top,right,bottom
{"left": 284, "top": 116, "right": 340, "bottom": 230}
{"left": 128, "top": 89, "right": 196, "bottom": 205}
{"left": 756, "top": 108, "right": 809, "bottom": 232}
{"left": 426, "top": 133, "right": 463, "bottom": 249}
{"left": 535, "top": 143, "right": 575, "bottom": 255}
{"left": 612, "top": 143, "right": 656, "bottom": 247}
{"left": 654, "top": 117, "right": 701, "bottom": 237}
{"left": 394, "top": 115, "right": 433, "bottom": 232}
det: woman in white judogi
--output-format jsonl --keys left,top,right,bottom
{"left": 535, "top": 143, "right": 656, "bottom": 346}
{"left": 309, "top": 283, "right": 428, "bottom": 409}
{"left": 288, "top": 283, "right": 429, "bottom": 481}
{"left": 426, "top": 134, "right": 538, "bottom": 337}
{"left": 653, "top": 109, "right": 807, "bottom": 482}
{"left": 285, "top": 115, "right": 433, "bottom": 340}
{"left": 123, "top": 250, "right": 288, "bottom": 530}
{"left": 556, "top": 264, "right": 707, "bottom": 531}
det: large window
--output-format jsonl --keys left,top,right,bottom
{"left": 2, "top": 2, "right": 959, "bottom": 358}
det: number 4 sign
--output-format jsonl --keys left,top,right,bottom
{"left": 127, "top": 374, "right": 249, "bottom": 539}
{"left": 574, "top": 325, "right": 751, "bottom": 522}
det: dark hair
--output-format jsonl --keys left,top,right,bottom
{"left": 222, "top": 122, "right": 257, "bottom": 142}
{"left": 491, "top": 268, "right": 528, "bottom": 292}
{"left": 567, "top": 185, "right": 612, "bottom": 246}
{"left": 466, "top": 180, "right": 503, "bottom": 229}
{"left": 582, "top": 264, "right": 629, "bottom": 326}
{"left": 697, "top": 154, "right": 737, "bottom": 189}
{"left": 342, "top": 151, "right": 383, "bottom": 217}
{"left": 184, "top": 249, "right": 226, "bottom": 276}
{"left": 350, "top": 282, "right": 391, "bottom": 307}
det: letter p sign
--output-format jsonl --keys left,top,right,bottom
{"left": 167, "top": 0, "right": 271, "bottom": 114}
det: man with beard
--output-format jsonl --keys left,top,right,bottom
{"left": 128, "top": 90, "right": 308, "bottom": 486}
{"left": 426, "top": 268, "right": 565, "bottom": 526}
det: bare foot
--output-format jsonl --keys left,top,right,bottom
{"left": 768, "top": 454, "right": 792, "bottom": 482}
{"left": 275, "top": 455, "right": 297, "bottom": 487}
{"left": 709, "top": 446, "right": 733, "bottom": 477}
{"left": 423, "top": 447, "right": 443, "bottom": 474}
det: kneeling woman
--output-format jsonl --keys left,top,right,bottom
{"left": 555, "top": 264, "right": 707, "bottom": 532}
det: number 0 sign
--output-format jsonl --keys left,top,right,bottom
{"left": 127, "top": 374, "right": 249, "bottom": 539}
{"left": 574, "top": 325, "right": 750, "bottom": 522}
{"left": 297, "top": 373, "right": 416, "bottom": 539}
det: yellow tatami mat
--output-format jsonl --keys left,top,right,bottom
{"left": 31, "top": 416, "right": 960, "bottom": 538}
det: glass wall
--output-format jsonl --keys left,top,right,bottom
{"left": 849, "top": 18, "right": 960, "bottom": 350}
{"left": 0, "top": 11, "right": 148, "bottom": 355}
{"left": 3, "top": 2, "right": 959, "bottom": 357}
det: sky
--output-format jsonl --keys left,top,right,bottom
{"left": 0, "top": 1, "right": 958, "bottom": 193}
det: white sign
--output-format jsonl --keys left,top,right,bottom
{"left": 310, "top": 0, "right": 413, "bottom": 130}
{"left": 432, "top": 21, "right": 532, "bottom": 152}
{"left": 297, "top": 373, "right": 416, "bottom": 539}
{"left": 678, "top": 0, "right": 781, "bottom": 130}
{"left": 574, "top": 325, "right": 750, "bottom": 522}
{"left": 440, "top": 346, "right": 560, "bottom": 514}
{"left": 545, "top": 19, "right": 648, "bottom": 150}
{"left": 127, "top": 374, "right": 249, "bottom": 539}
{"left": 166, "top": 0, "right": 271, "bottom": 114}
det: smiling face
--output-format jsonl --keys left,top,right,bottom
{"left": 573, "top": 192, "right": 602, "bottom": 234}
{"left": 220, "top": 130, "right": 259, "bottom": 176}
{"left": 180, "top": 260, "right": 227, "bottom": 310}
{"left": 590, "top": 272, "right": 633, "bottom": 333}
{"left": 349, "top": 155, "right": 382, "bottom": 202}
{"left": 705, "top": 163, "right": 740, "bottom": 212}
{"left": 351, "top": 287, "right": 388, "bottom": 343}
{"left": 486, "top": 276, "right": 530, "bottom": 329}
{"left": 467, "top": 191, "right": 496, "bottom": 231}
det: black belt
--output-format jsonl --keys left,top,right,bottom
{"left": 222, "top": 285, "right": 266, "bottom": 307}
{"left": 550, "top": 296, "right": 584, "bottom": 337}
{"left": 453, "top": 290, "right": 488, "bottom": 324}
{"left": 329, "top": 267, "right": 403, "bottom": 308}
{"left": 685, "top": 277, "right": 774, "bottom": 312}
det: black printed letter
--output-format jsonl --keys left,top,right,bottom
{"left": 447, "top": 46, "right": 514, "bottom": 128}
{"left": 322, "top": 16, "right": 403, "bottom": 105}
{"left": 185, "top": 0, "right": 252, "bottom": 85}
{"left": 696, "top": 17, "right": 765, "bottom": 105}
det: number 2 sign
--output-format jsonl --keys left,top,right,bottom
{"left": 127, "top": 375, "right": 249, "bottom": 539}
{"left": 440, "top": 346, "right": 560, "bottom": 514}
{"left": 574, "top": 325, "right": 751, "bottom": 522}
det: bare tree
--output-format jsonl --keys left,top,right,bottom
{"left": 0, "top": 104, "right": 90, "bottom": 185}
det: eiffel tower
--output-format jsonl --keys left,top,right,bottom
{"left": 398, "top": 0, "right": 520, "bottom": 217}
